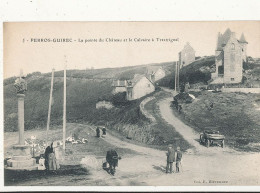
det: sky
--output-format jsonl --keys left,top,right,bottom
{"left": 3, "top": 21, "right": 260, "bottom": 79}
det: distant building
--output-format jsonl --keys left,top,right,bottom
{"left": 178, "top": 42, "right": 196, "bottom": 68}
{"left": 112, "top": 80, "right": 127, "bottom": 93}
{"left": 126, "top": 74, "right": 155, "bottom": 100}
{"left": 211, "top": 28, "right": 248, "bottom": 84}
{"left": 146, "top": 66, "right": 166, "bottom": 82}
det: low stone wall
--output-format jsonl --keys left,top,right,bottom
{"left": 139, "top": 96, "right": 156, "bottom": 122}
{"left": 221, "top": 88, "right": 260, "bottom": 94}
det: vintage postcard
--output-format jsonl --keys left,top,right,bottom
{"left": 2, "top": 21, "right": 260, "bottom": 190}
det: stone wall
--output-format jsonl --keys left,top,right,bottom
{"left": 221, "top": 88, "right": 260, "bottom": 93}
{"left": 139, "top": 96, "right": 156, "bottom": 122}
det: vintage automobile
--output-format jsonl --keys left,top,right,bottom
{"left": 200, "top": 128, "right": 225, "bottom": 148}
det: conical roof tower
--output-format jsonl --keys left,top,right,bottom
{"left": 239, "top": 33, "right": 248, "bottom": 44}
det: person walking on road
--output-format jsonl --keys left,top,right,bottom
{"left": 166, "top": 144, "right": 175, "bottom": 174}
{"left": 106, "top": 149, "right": 120, "bottom": 175}
{"left": 176, "top": 146, "right": 182, "bottom": 173}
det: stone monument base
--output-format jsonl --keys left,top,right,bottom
{"left": 6, "top": 145, "right": 38, "bottom": 170}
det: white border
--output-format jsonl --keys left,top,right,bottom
{"left": 1, "top": 0, "right": 260, "bottom": 192}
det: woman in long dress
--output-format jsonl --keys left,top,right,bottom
{"left": 44, "top": 142, "right": 59, "bottom": 170}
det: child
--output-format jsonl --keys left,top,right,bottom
{"left": 38, "top": 155, "right": 46, "bottom": 170}
{"left": 176, "top": 146, "right": 182, "bottom": 173}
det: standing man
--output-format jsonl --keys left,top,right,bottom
{"left": 176, "top": 146, "right": 182, "bottom": 173}
{"left": 102, "top": 127, "right": 107, "bottom": 136}
{"left": 96, "top": 127, "right": 100, "bottom": 138}
{"left": 166, "top": 144, "right": 175, "bottom": 173}
{"left": 106, "top": 149, "right": 120, "bottom": 175}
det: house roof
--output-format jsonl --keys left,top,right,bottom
{"left": 239, "top": 33, "right": 248, "bottom": 43}
{"left": 147, "top": 66, "right": 162, "bottom": 75}
{"left": 216, "top": 28, "right": 247, "bottom": 50}
{"left": 112, "top": 80, "right": 126, "bottom": 87}
{"left": 127, "top": 74, "right": 154, "bottom": 87}
{"left": 216, "top": 28, "right": 232, "bottom": 51}
{"left": 180, "top": 42, "right": 195, "bottom": 54}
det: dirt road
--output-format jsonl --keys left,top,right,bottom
{"left": 158, "top": 97, "right": 237, "bottom": 155}
{"left": 76, "top": 93, "right": 260, "bottom": 186}
{"left": 4, "top": 91, "right": 260, "bottom": 186}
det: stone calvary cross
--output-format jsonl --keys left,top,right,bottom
{"left": 14, "top": 69, "right": 27, "bottom": 144}
{"left": 6, "top": 69, "right": 37, "bottom": 170}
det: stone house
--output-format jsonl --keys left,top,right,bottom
{"left": 126, "top": 74, "right": 155, "bottom": 100}
{"left": 146, "top": 66, "right": 166, "bottom": 82}
{"left": 178, "top": 42, "right": 196, "bottom": 68}
{"left": 211, "top": 28, "right": 248, "bottom": 84}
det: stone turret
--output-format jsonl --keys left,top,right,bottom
{"left": 239, "top": 33, "right": 248, "bottom": 62}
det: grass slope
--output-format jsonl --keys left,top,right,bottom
{"left": 173, "top": 91, "right": 260, "bottom": 151}
{"left": 4, "top": 61, "right": 172, "bottom": 132}
{"left": 158, "top": 56, "right": 215, "bottom": 89}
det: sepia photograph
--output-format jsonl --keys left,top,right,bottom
{"left": 2, "top": 21, "right": 260, "bottom": 188}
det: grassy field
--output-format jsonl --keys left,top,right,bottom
{"left": 172, "top": 91, "right": 260, "bottom": 151}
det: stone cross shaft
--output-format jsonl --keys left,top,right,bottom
{"left": 14, "top": 70, "right": 27, "bottom": 145}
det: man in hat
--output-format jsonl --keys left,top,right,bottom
{"left": 166, "top": 144, "right": 175, "bottom": 173}
{"left": 176, "top": 146, "right": 182, "bottom": 173}
{"left": 106, "top": 149, "right": 120, "bottom": 175}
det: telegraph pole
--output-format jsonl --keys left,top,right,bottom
{"left": 175, "top": 62, "right": 177, "bottom": 93}
{"left": 175, "top": 61, "right": 180, "bottom": 93}
{"left": 46, "top": 68, "right": 55, "bottom": 145}
{"left": 63, "top": 56, "right": 67, "bottom": 151}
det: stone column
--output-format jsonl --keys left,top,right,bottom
{"left": 6, "top": 74, "right": 37, "bottom": 170}
{"left": 17, "top": 94, "right": 25, "bottom": 145}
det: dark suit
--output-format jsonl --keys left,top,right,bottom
{"left": 106, "top": 150, "right": 119, "bottom": 175}
{"left": 166, "top": 147, "right": 175, "bottom": 173}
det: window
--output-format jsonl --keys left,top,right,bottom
{"left": 242, "top": 48, "right": 244, "bottom": 52}
{"left": 231, "top": 43, "right": 235, "bottom": 50}
{"left": 183, "top": 61, "right": 185, "bottom": 64}
{"left": 231, "top": 78, "right": 235, "bottom": 81}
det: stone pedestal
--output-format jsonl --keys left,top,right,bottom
{"left": 6, "top": 145, "right": 38, "bottom": 170}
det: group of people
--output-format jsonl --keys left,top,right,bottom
{"left": 96, "top": 127, "right": 107, "bottom": 138}
{"left": 166, "top": 145, "right": 182, "bottom": 174}
{"left": 103, "top": 145, "right": 182, "bottom": 176}
{"left": 42, "top": 134, "right": 182, "bottom": 176}
{"left": 172, "top": 98, "right": 182, "bottom": 113}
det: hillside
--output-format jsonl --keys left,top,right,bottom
{"left": 4, "top": 62, "right": 172, "bottom": 134}
{"left": 172, "top": 91, "right": 260, "bottom": 151}
{"left": 158, "top": 56, "right": 215, "bottom": 88}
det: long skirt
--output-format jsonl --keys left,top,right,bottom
{"left": 48, "top": 153, "right": 60, "bottom": 170}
